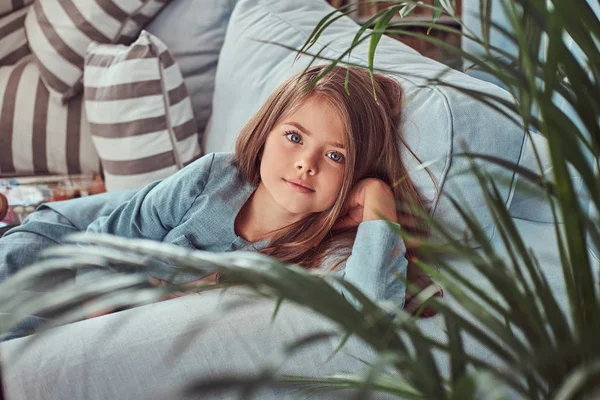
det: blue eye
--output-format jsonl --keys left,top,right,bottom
{"left": 327, "top": 151, "right": 345, "bottom": 163}
{"left": 285, "top": 131, "right": 302, "bottom": 144}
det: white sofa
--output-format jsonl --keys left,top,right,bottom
{"left": 1, "top": 0, "right": 590, "bottom": 398}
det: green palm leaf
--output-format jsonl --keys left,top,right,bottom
{"left": 4, "top": 0, "right": 600, "bottom": 398}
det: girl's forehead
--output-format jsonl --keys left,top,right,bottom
{"left": 285, "top": 97, "right": 346, "bottom": 145}
{"left": 299, "top": 95, "right": 338, "bottom": 112}
{"left": 291, "top": 96, "right": 345, "bottom": 126}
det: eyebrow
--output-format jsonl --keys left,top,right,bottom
{"left": 287, "top": 121, "right": 346, "bottom": 149}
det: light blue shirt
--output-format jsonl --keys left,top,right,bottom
{"left": 46, "top": 152, "right": 408, "bottom": 308}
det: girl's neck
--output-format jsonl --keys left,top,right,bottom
{"left": 235, "top": 184, "right": 301, "bottom": 243}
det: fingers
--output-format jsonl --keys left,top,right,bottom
{"left": 148, "top": 276, "right": 165, "bottom": 286}
{"left": 334, "top": 180, "right": 369, "bottom": 230}
{"left": 83, "top": 301, "right": 115, "bottom": 320}
{"left": 332, "top": 214, "right": 361, "bottom": 230}
{"left": 149, "top": 274, "right": 218, "bottom": 302}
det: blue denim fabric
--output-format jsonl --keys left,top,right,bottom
{"left": 0, "top": 208, "right": 81, "bottom": 341}
{"left": 0, "top": 152, "right": 407, "bottom": 341}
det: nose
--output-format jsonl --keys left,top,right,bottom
{"left": 295, "top": 153, "right": 317, "bottom": 175}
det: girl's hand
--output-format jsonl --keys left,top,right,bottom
{"left": 148, "top": 274, "right": 218, "bottom": 300}
{"left": 84, "top": 302, "right": 114, "bottom": 320}
{"left": 333, "top": 178, "right": 398, "bottom": 230}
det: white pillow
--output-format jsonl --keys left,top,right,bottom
{"left": 84, "top": 31, "right": 201, "bottom": 191}
{"left": 0, "top": 0, "right": 33, "bottom": 18}
{"left": 0, "top": 6, "right": 30, "bottom": 66}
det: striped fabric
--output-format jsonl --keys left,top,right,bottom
{"left": 0, "top": 5, "right": 30, "bottom": 67}
{"left": 0, "top": 0, "right": 33, "bottom": 18}
{"left": 116, "top": 0, "right": 171, "bottom": 44}
{"left": 25, "top": 0, "right": 170, "bottom": 102}
{"left": 0, "top": 59, "right": 100, "bottom": 177}
{"left": 84, "top": 31, "right": 201, "bottom": 191}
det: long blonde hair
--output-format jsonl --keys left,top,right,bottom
{"left": 234, "top": 65, "right": 428, "bottom": 271}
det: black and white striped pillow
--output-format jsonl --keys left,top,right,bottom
{"left": 0, "top": 59, "right": 100, "bottom": 177}
{"left": 84, "top": 31, "right": 201, "bottom": 191}
{"left": 0, "top": 5, "right": 30, "bottom": 67}
{"left": 0, "top": 0, "right": 33, "bottom": 18}
{"left": 25, "top": 0, "right": 170, "bottom": 102}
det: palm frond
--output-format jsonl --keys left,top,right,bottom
{"left": 4, "top": 0, "right": 600, "bottom": 398}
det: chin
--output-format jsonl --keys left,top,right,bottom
{"left": 281, "top": 204, "right": 313, "bottom": 217}
{"left": 282, "top": 201, "right": 330, "bottom": 217}
{"left": 273, "top": 198, "right": 312, "bottom": 217}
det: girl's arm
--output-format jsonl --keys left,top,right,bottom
{"left": 82, "top": 154, "right": 216, "bottom": 320}
{"left": 335, "top": 220, "right": 407, "bottom": 308}
{"left": 331, "top": 179, "right": 408, "bottom": 308}
{"left": 86, "top": 153, "right": 216, "bottom": 241}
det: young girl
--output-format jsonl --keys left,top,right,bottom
{"left": 0, "top": 65, "right": 436, "bottom": 341}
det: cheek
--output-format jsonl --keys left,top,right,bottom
{"left": 323, "top": 168, "right": 345, "bottom": 200}
{"left": 260, "top": 140, "right": 280, "bottom": 172}
{"left": 263, "top": 136, "right": 291, "bottom": 163}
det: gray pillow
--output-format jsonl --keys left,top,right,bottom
{"left": 204, "top": 0, "right": 527, "bottom": 245}
{"left": 145, "top": 0, "right": 236, "bottom": 140}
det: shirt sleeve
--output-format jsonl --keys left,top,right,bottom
{"left": 328, "top": 220, "right": 408, "bottom": 310}
{"left": 86, "top": 153, "right": 216, "bottom": 241}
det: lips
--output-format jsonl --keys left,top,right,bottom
{"left": 283, "top": 179, "right": 314, "bottom": 193}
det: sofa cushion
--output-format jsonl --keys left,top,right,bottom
{"left": 205, "top": 0, "right": 527, "bottom": 245}
{"left": 0, "top": 0, "right": 33, "bottom": 18}
{"left": 416, "top": 218, "right": 576, "bottom": 376}
{"left": 83, "top": 31, "right": 201, "bottom": 191}
{"left": 0, "top": 5, "right": 30, "bottom": 66}
{"left": 507, "top": 133, "right": 584, "bottom": 224}
{"left": 24, "top": 0, "right": 171, "bottom": 102}
{"left": 145, "top": 0, "right": 235, "bottom": 141}
{"left": 462, "top": 0, "right": 592, "bottom": 224}
{"left": 0, "top": 60, "right": 99, "bottom": 177}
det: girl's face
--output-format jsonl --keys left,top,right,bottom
{"left": 258, "top": 96, "right": 347, "bottom": 221}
